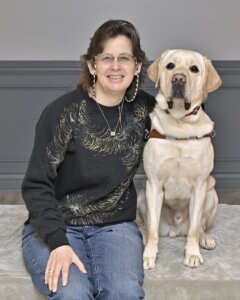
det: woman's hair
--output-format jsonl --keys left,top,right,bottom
{"left": 78, "top": 19, "right": 147, "bottom": 99}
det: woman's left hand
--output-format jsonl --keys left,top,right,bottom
{"left": 44, "top": 245, "right": 87, "bottom": 293}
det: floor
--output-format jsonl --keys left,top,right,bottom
{"left": 217, "top": 190, "right": 240, "bottom": 204}
{"left": 0, "top": 190, "right": 240, "bottom": 205}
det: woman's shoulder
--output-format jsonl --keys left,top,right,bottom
{"left": 41, "top": 87, "right": 86, "bottom": 115}
{"left": 36, "top": 87, "right": 87, "bottom": 127}
{"left": 46, "top": 87, "right": 85, "bottom": 111}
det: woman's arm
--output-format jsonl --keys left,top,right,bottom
{"left": 22, "top": 100, "right": 76, "bottom": 250}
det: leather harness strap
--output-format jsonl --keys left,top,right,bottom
{"left": 148, "top": 129, "right": 167, "bottom": 139}
{"left": 185, "top": 105, "right": 201, "bottom": 116}
{"left": 148, "top": 129, "right": 216, "bottom": 140}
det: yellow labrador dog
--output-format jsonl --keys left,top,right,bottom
{"left": 137, "top": 49, "right": 222, "bottom": 269}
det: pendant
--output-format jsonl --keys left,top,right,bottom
{"left": 110, "top": 131, "right": 116, "bottom": 137}
{"left": 114, "top": 133, "right": 126, "bottom": 141}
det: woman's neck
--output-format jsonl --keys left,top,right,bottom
{"left": 93, "top": 88, "right": 125, "bottom": 107}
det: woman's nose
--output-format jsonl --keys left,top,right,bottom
{"left": 111, "top": 58, "right": 121, "bottom": 69}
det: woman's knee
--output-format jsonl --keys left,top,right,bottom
{"left": 22, "top": 224, "right": 50, "bottom": 294}
{"left": 49, "top": 266, "right": 94, "bottom": 300}
{"left": 51, "top": 283, "right": 93, "bottom": 300}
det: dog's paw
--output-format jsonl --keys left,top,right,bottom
{"left": 183, "top": 252, "right": 203, "bottom": 268}
{"left": 143, "top": 247, "right": 158, "bottom": 269}
{"left": 200, "top": 233, "right": 216, "bottom": 250}
{"left": 143, "top": 256, "right": 157, "bottom": 269}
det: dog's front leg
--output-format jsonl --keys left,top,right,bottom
{"left": 143, "top": 179, "right": 163, "bottom": 269}
{"left": 184, "top": 182, "right": 207, "bottom": 268}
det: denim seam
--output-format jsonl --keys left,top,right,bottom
{"left": 86, "top": 238, "right": 102, "bottom": 296}
{"left": 23, "top": 238, "right": 45, "bottom": 281}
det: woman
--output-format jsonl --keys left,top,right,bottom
{"left": 22, "top": 19, "right": 156, "bottom": 300}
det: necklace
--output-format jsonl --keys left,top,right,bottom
{"left": 94, "top": 98, "right": 124, "bottom": 137}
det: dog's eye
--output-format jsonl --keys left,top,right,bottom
{"left": 166, "top": 63, "right": 175, "bottom": 70}
{"left": 190, "top": 65, "right": 199, "bottom": 73}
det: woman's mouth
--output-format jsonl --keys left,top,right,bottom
{"left": 107, "top": 75, "right": 124, "bottom": 80}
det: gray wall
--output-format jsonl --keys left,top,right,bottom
{"left": 0, "top": 0, "right": 240, "bottom": 60}
{"left": 0, "top": 61, "right": 239, "bottom": 191}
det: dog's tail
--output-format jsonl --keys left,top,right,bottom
{"left": 207, "top": 175, "right": 216, "bottom": 191}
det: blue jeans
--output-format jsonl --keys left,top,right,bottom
{"left": 22, "top": 221, "right": 145, "bottom": 300}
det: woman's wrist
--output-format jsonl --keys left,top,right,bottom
{"left": 46, "top": 229, "right": 70, "bottom": 251}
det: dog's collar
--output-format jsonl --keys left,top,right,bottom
{"left": 185, "top": 105, "right": 201, "bottom": 116}
{"left": 147, "top": 128, "right": 216, "bottom": 140}
{"left": 165, "top": 105, "right": 201, "bottom": 116}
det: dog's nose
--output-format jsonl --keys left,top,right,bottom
{"left": 172, "top": 74, "right": 186, "bottom": 84}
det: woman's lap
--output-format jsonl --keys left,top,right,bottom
{"left": 22, "top": 221, "right": 144, "bottom": 300}
{"left": 22, "top": 224, "right": 94, "bottom": 300}
{"left": 86, "top": 222, "right": 145, "bottom": 299}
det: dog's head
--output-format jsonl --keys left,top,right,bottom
{"left": 147, "top": 49, "right": 222, "bottom": 113}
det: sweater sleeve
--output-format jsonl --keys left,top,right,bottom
{"left": 140, "top": 90, "right": 156, "bottom": 133}
{"left": 21, "top": 100, "right": 78, "bottom": 250}
{"left": 146, "top": 90, "right": 157, "bottom": 113}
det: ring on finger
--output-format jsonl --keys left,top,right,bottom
{"left": 48, "top": 269, "right": 54, "bottom": 274}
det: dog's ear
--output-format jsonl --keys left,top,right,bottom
{"left": 147, "top": 57, "right": 162, "bottom": 88}
{"left": 205, "top": 58, "right": 222, "bottom": 93}
{"left": 147, "top": 51, "right": 170, "bottom": 88}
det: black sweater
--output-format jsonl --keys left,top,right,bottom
{"left": 22, "top": 87, "right": 155, "bottom": 250}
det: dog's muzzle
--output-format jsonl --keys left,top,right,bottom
{"left": 168, "top": 73, "right": 191, "bottom": 110}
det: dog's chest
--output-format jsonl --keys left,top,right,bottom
{"left": 144, "top": 138, "right": 213, "bottom": 182}
{"left": 144, "top": 139, "right": 213, "bottom": 203}
{"left": 163, "top": 149, "right": 200, "bottom": 176}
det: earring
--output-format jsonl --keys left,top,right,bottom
{"left": 125, "top": 73, "right": 139, "bottom": 102}
{"left": 92, "top": 61, "right": 97, "bottom": 98}
{"left": 92, "top": 71, "right": 96, "bottom": 98}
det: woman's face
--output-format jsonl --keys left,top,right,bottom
{"left": 88, "top": 35, "right": 141, "bottom": 100}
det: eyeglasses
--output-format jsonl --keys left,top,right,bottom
{"left": 95, "top": 53, "right": 136, "bottom": 66}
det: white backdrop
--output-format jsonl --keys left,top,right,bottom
{"left": 0, "top": 0, "right": 239, "bottom": 60}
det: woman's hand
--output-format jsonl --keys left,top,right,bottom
{"left": 44, "top": 245, "right": 87, "bottom": 293}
